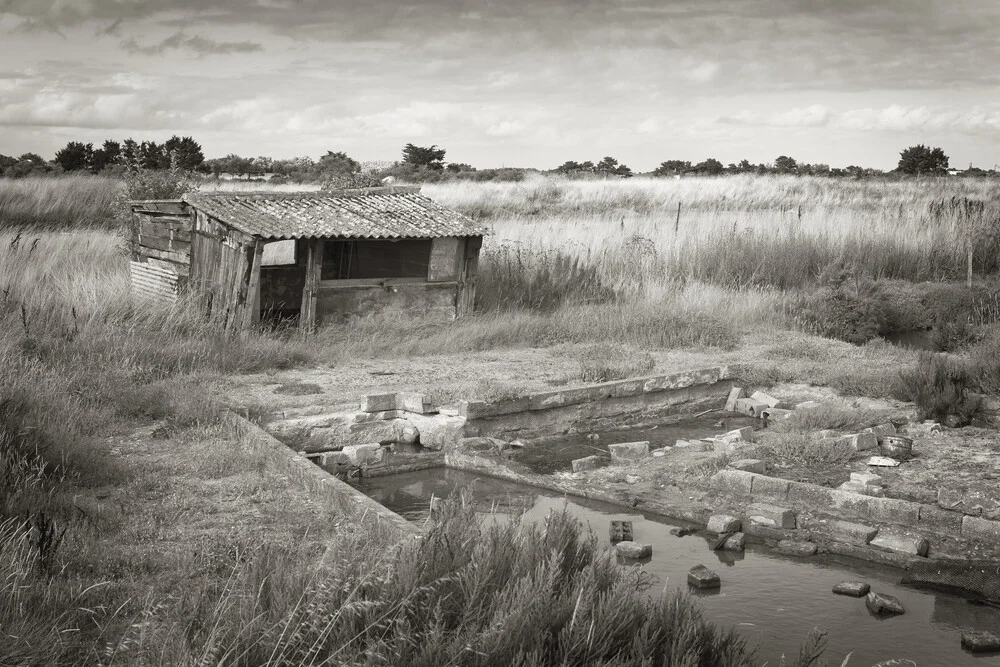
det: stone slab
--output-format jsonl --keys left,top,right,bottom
{"left": 746, "top": 502, "right": 796, "bottom": 529}
{"left": 361, "top": 392, "right": 430, "bottom": 414}
{"left": 608, "top": 441, "right": 650, "bottom": 462}
{"left": 750, "top": 474, "right": 790, "bottom": 500}
{"left": 961, "top": 515, "right": 1000, "bottom": 542}
{"left": 827, "top": 490, "right": 921, "bottom": 526}
{"left": 750, "top": 390, "right": 782, "bottom": 408}
{"left": 871, "top": 532, "right": 930, "bottom": 557}
{"left": 687, "top": 564, "right": 721, "bottom": 589}
{"left": 826, "top": 519, "right": 879, "bottom": 545}
{"left": 832, "top": 581, "right": 870, "bottom": 597}
{"left": 729, "top": 459, "right": 766, "bottom": 474}
{"left": 962, "top": 631, "right": 1000, "bottom": 653}
{"left": 917, "top": 504, "right": 964, "bottom": 533}
{"left": 710, "top": 469, "right": 753, "bottom": 496}
{"left": 341, "top": 443, "right": 384, "bottom": 466}
{"left": 725, "top": 386, "right": 744, "bottom": 412}
{"left": 707, "top": 514, "right": 741, "bottom": 534}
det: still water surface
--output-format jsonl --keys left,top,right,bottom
{"left": 356, "top": 468, "right": 1000, "bottom": 666}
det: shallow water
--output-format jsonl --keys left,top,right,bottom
{"left": 510, "top": 413, "right": 759, "bottom": 474}
{"left": 356, "top": 468, "right": 1000, "bottom": 666}
{"left": 884, "top": 329, "right": 938, "bottom": 351}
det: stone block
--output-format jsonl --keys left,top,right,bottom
{"left": 826, "top": 519, "right": 878, "bottom": 545}
{"left": 832, "top": 581, "right": 870, "bottom": 597}
{"left": 615, "top": 542, "right": 652, "bottom": 559}
{"left": 777, "top": 540, "right": 817, "bottom": 557}
{"left": 865, "top": 592, "right": 905, "bottom": 616}
{"left": 962, "top": 631, "right": 1000, "bottom": 653}
{"left": 707, "top": 514, "right": 741, "bottom": 534}
{"left": 729, "top": 459, "right": 766, "bottom": 474}
{"left": 360, "top": 393, "right": 398, "bottom": 413}
{"left": 720, "top": 532, "right": 746, "bottom": 551}
{"left": 746, "top": 502, "right": 796, "bottom": 529}
{"left": 850, "top": 472, "right": 883, "bottom": 486}
{"left": 572, "top": 455, "right": 609, "bottom": 473}
{"left": 687, "top": 564, "right": 721, "bottom": 589}
{"left": 405, "top": 414, "right": 467, "bottom": 451}
{"left": 609, "top": 520, "right": 633, "bottom": 543}
{"left": 361, "top": 392, "right": 430, "bottom": 414}
{"left": 870, "top": 532, "right": 930, "bottom": 557}
{"left": 961, "top": 515, "right": 1000, "bottom": 542}
{"left": 651, "top": 448, "right": 668, "bottom": 458}
{"left": 937, "top": 486, "right": 1000, "bottom": 518}
{"left": 341, "top": 443, "right": 384, "bottom": 466}
{"left": 438, "top": 406, "right": 460, "bottom": 417}
{"left": 710, "top": 469, "right": 753, "bottom": 496}
{"left": 608, "top": 441, "right": 650, "bottom": 462}
{"left": 528, "top": 387, "right": 593, "bottom": 411}
{"left": 750, "top": 390, "right": 782, "bottom": 408}
{"left": 827, "top": 490, "right": 921, "bottom": 526}
{"left": 786, "top": 481, "right": 836, "bottom": 508}
{"left": 838, "top": 432, "right": 878, "bottom": 452}
{"left": 725, "top": 387, "right": 745, "bottom": 412}
{"left": 863, "top": 423, "right": 897, "bottom": 439}
{"left": 917, "top": 504, "right": 964, "bottom": 533}
{"left": 750, "top": 474, "right": 790, "bottom": 500}
{"left": 735, "top": 398, "right": 769, "bottom": 417}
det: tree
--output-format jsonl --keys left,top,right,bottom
{"left": 595, "top": 156, "right": 632, "bottom": 178}
{"left": 316, "top": 150, "right": 360, "bottom": 178}
{"left": 401, "top": 143, "right": 446, "bottom": 170}
{"left": 652, "top": 160, "right": 691, "bottom": 177}
{"left": 5, "top": 153, "right": 51, "bottom": 178}
{"left": 692, "top": 158, "right": 724, "bottom": 175}
{"left": 163, "top": 135, "right": 204, "bottom": 170}
{"left": 897, "top": 144, "right": 949, "bottom": 175}
{"left": 54, "top": 141, "right": 94, "bottom": 172}
{"left": 139, "top": 140, "right": 169, "bottom": 169}
{"left": 445, "top": 162, "right": 475, "bottom": 173}
{"left": 0, "top": 153, "right": 17, "bottom": 172}
{"left": 91, "top": 139, "right": 122, "bottom": 172}
{"left": 774, "top": 155, "right": 798, "bottom": 174}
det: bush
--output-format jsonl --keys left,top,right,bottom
{"left": 793, "top": 284, "right": 886, "bottom": 345}
{"left": 895, "top": 352, "right": 984, "bottom": 425}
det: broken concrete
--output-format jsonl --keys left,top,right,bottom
{"left": 832, "top": 582, "right": 871, "bottom": 597}
{"left": 870, "top": 532, "right": 930, "bottom": 557}
{"left": 746, "top": 502, "right": 796, "bottom": 529}
{"left": 615, "top": 542, "right": 652, "bottom": 559}
{"left": 725, "top": 387, "right": 744, "bottom": 412}
{"left": 687, "top": 564, "right": 721, "bottom": 589}
{"left": 707, "top": 514, "right": 741, "bottom": 534}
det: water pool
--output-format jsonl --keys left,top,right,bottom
{"left": 355, "top": 468, "right": 1000, "bottom": 666}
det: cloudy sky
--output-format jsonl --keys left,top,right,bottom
{"left": 1, "top": 0, "right": 998, "bottom": 171}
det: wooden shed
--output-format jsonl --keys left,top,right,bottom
{"left": 127, "top": 186, "right": 488, "bottom": 329}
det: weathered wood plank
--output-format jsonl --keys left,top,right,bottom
{"left": 300, "top": 239, "right": 320, "bottom": 331}
{"left": 139, "top": 235, "right": 192, "bottom": 254}
{"left": 140, "top": 247, "right": 190, "bottom": 264}
{"left": 140, "top": 219, "right": 191, "bottom": 238}
{"left": 241, "top": 241, "right": 264, "bottom": 329}
{"left": 146, "top": 257, "right": 189, "bottom": 277}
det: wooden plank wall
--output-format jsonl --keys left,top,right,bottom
{"left": 130, "top": 201, "right": 192, "bottom": 279}
{"left": 457, "top": 236, "right": 483, "bottom": 317}
{"left": 190, "top": 210, "right": 258, "bottom": 329}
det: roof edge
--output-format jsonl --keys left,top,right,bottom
{"left": 184, "top": 185, "right": 422, "bottom": 201}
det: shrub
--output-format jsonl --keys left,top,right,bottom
{"left": 773, "top": 404, "right": 895, "bottom": 433}
{"left": 895, "top": 352, "right": 984, "bottom": 425}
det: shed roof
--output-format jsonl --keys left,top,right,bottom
{"left": 182, "top": 189, "right": 489, "bottom": 240}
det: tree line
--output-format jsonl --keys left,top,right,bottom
{"left": 0, "top": 138, "right": 992, "bottom": 181}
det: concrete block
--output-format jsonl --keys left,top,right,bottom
{"left": 735, "top": 397, "right": 769, "bottom": 417}
{"left": 725, "top": 387, "right": 744, "bottom": 412}
{"left": 608, "top": 441, "right": 650, "bottom": 462}
{"left": 750, "top": 474, "right": 790, "bottom": 500}
{"left": 710, "top": 469, "right": 754, "bottom": 496}
{"left": 615, "top": 542, "right": 652, "bottom": 559}
{"left": 917, "top": 504, "right": 964, "bottom": 533}
{"left": 865, "top": 592, "right": 905, "bottom": 616}
{"left": 750, "top": 390, "right": 782, "bottom": 408}
{"left": 746, "top": 502, "right": 796, "bottom": 529}
{"left": 777, "top": 540, "right": 817, "bottom": 557}
{"left": 572, "top": 455, "right": 609, "bottom": 473}
{"left": 609, "top": 520, "right": 633, "bottom": 543}
{"left": 961, "top": 515, "right": 1000, "bottom": 542}
{"left": 838, "top": 432, "right": 878, "bottom": 452}
{"left": 687, "top": 564, "right": 721, "bottom": 589}
{"left": 826, "top": 519, "right": 878, "bottom": 545}
{"left": 707, "top": 514, "right": 741, "bottom": 534}
{"left": 870, "top": 532, "right": 929, "bottom": 557}
{"left": 832, "top": 582, "right": 870, "bottom": 597}
{"left": 729, "top": 459, "right": 766, "bottom": 474}
{"left": 341, "top": 443, "right": 384, "bottom": 466}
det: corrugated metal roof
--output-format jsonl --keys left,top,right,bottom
{"left": 182, "top": 190, "right": 488, "bottom": 240}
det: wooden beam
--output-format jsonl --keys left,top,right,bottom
{"left": 241, "top": 240, "right": 264, "bottom": 330}
{"left": 300, "top": 239, "right": 321, "bottom": 331}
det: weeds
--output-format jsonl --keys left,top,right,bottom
{"left": 895, "top": 353, "right": 985, "bottom": 425}
{"left": 577, "top": 343, "right": 655, "bottom": 382}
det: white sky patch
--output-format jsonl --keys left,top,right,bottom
{"left": 485, "top": 120, "right": 524, "bottom": 137}
{"left": 682, "top": 60, "right": 719, "bottom": 83}
{"left": 636, "top": 118, "right": 660, "bottom": 134}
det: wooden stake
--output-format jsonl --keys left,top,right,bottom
{"left": 674, "top": 202, "right": 681, "bottom": 234}
{"left": 300, "top": 239, "right": 319, "bottom": 332}
{"left": 968, "top": 246, "right": 974, "bottom": 289}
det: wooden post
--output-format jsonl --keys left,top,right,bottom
{"left": 241, "top": 240, "right": 264, "bottom": 329}
{"left": 674, "top": 202, "right": 681, "bottom": 235}
{"left": 300, "top": 239, "right": 321, "bottom": 331}
{"left": 968, "top": 245, "right": 974, "bottom": 289}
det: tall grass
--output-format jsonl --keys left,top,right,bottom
{"left": 0, "top": 175, "right": 122, "bottom": 229}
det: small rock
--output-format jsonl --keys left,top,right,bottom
{"left": 615, "top": 542, "right": 652, "bottom": 559}
{"left": 398, "top": 422, "right": 419, "bottom": 444}
{"left": 670, "top": 526, "right": 696, "bottom": 537}
{"left": 729, "top": 458, "right": 766, "bottom": 474}
{"left": 608, "top": 441, "right": 650, "bottom": 462}
{"left": 777, "top": 540, "right": 817, "bottom": 557}
{"left": 832, "top": 581, "right": 871, "bottom": 597}
{"left": 707, "top": 514, "right": 741, "bottom": 534}
{"left": 865, "top": 591, "right": 905, "bottom": 616}
{"left": 652, "top": 449, "right": 667, "bottom": 458}
{"left": 962, "top": 631, "right": 1000, "bottom": 653}
{"left": 687, "top": 564, "right": 721, "bottom": 589}
{"left": 624, "top": 473, "right": 641, "bottom": 485}
{"left": 674, "top": 439, "right": 692, "bottom": 448}
{"left": 586, "top": 433, "right": 600, "bottom": 441}
{"left": 943, "top": 414, "right": 963, "bottom": 428}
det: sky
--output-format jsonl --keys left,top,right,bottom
{"left": 0, "top": 0, "right": 998, "bottom": 171}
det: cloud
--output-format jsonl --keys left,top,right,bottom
{"left": 485, "top": 120, "right": 524, "bottom": 137}
{"left": 121, "top": 31, "right": 263, "bottom": 56}
{"left": 682, "top": 60, "right": 719, "bottom": 83}
{"left": 636, "top": 118, "right": 660, "bottom": 134}
{"left": 717, "top": 103, "right": 1000, "bottom": 137}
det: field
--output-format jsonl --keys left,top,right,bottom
{"left": 2, "top": 172, "right": 999, "bottom": 664}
